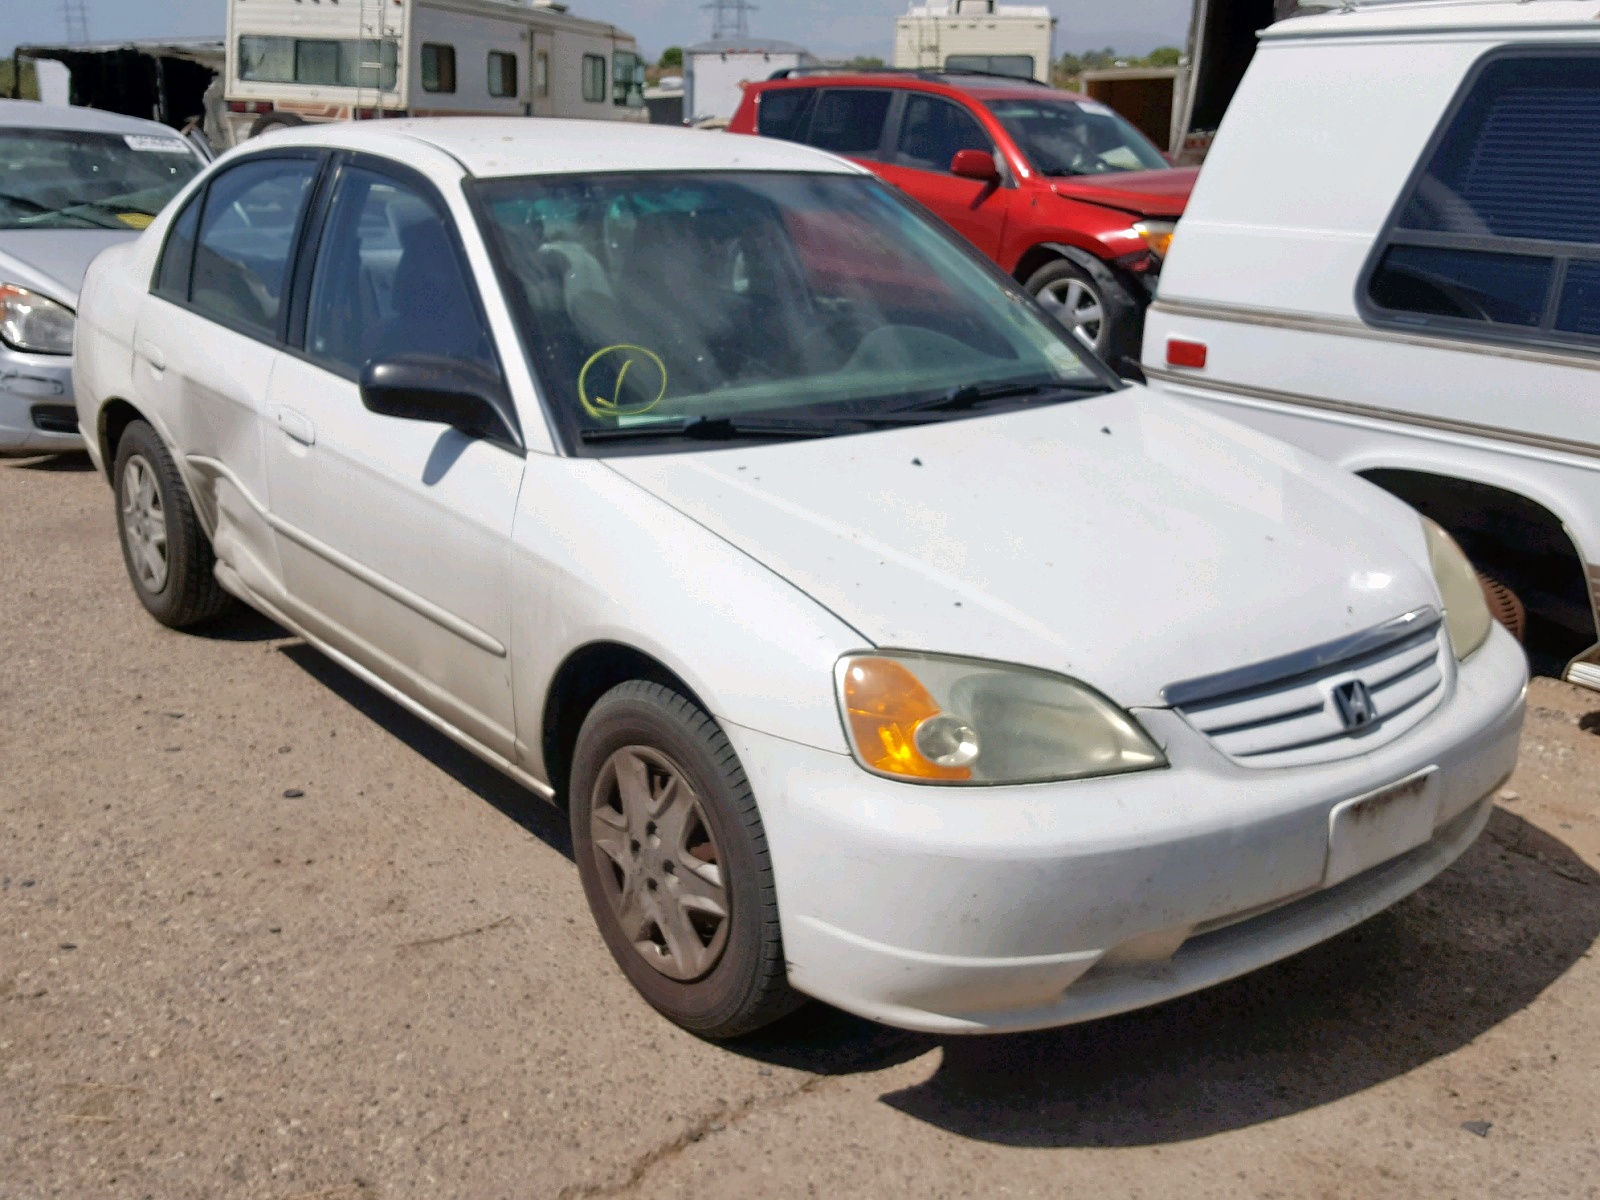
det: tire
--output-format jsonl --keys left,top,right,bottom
{"left": 570, "top": 681, "right": 801, "bottom": 1038}
{"left": 1025, "top": 257, "right": 1140, "bottom": 367}
{"left": 112, "top": 420, "right": 232, "bottom": 629}
{"left": 249, "top": 111, "right": 306, "bottom": 138}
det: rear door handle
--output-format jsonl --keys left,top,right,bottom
{"left": 135, "top": 339, "right": 166, "bottom": 373}
{"left": 276, "top": 407, "right": 316, "bottom": 447}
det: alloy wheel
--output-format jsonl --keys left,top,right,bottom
{"left": 120, "top": 454, "right": 170, "bottom": 593}
{"left": 588, "top": 745, "right": 730, "bottom": 981}
{"left": 1042, "top": 276, "right": 1106, "bottom": 350}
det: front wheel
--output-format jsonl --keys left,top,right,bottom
{"left": 570, "top": 681, "right": 801, "bottom": 1038}
{"left": 1025, "top": 257, "right": 1144, "bottom": 371}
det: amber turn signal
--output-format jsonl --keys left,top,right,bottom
{"left": 841, "top": 657, "right": 973, "bottom": 781}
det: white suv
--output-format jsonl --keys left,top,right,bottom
{"left": 1144, "top": 0, "right": 1600, "bottom": 689}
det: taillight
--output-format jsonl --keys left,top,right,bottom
{"left": 227, "top": 100, "right": 276, "bottom": 115}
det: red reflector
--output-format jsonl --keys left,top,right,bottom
{"left": 1167, "top": 339, "right": 1208, "bottom": 369}
{"left": 227, "top": 100, "right": 275, "bottom": 114}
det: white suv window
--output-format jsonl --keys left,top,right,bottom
{"left": 1364, "top": 52, "right": 1600, "bottom": 348}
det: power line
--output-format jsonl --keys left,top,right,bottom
{"left": 703, "top": 0, "right": 757, "bottom": 40}
{"left": 63, "top": 0, "right": 91, "bottom": 45}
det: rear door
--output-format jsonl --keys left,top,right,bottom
{"left": 261, "top": 155, "right": 524, "bottom": 760}
{"left": 875, "top": 93, "right": 1012, "bottom": 259}
{"left": 801, "top": 87, "right": 897, "bottom": 167}
{"left": 133, "top": 151, "right": 324, "bottom": 604}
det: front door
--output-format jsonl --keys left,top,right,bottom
{"left": 875, "top": 93, "right": 1012, "bottom": 260}
{"left": 262, "top": 160, "right": 524, "bottom": 759}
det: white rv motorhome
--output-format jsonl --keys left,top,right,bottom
{"left": 893, "top": 0, "right": 1056, "bottom": 84}
{"left": 222, "top": 0, "right": 646, "bottom": 145}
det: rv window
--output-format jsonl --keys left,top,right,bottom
{"left": 238, "top": 36, "right": 398, "bottom": 90}
{"left": 945, "top": 54, "right": 1035, "bottom": 80}
{"left": 422, "top": 44, "right": 457, "bottom": 94}
{"left": 489, "top": 51, "right": 518, "bottom": 99}
{"left": 582, "top": 55, "right": 608, "bottom": 104}
{"left": 806, "top": 90, "right": 893, "bottom": 159}
{"left": 535, "top": 53, "right": 551, "bottom": 97}
{"left": 1365, "top": 52, "right": 1600, "bottom": 352}
{"left": 614, "top": 52, "right": 646, "bottom": 107}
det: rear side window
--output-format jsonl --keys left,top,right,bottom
{"left": 806, "top": 89, "right": 893, "bottom": 158}
{"left": 1364, "top": 52, "right": 1600, "bottom": 350}
{"left": 189, "top": 158, "right": 318, "bottom": 338}
{"left": 756, "top": 88, "right": 816, "bottom": 141}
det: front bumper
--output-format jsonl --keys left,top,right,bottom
{"left": 726, "top": 625, "right": 1527, "bottom": 1034}
{"left": 0, "top": 344, "right": 80, "bottom": 455}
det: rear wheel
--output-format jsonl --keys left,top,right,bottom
{"left": 249, "top": 111, "right": 306, "bottom": 138}
{"left": 570, "top": 681, "right": 800, "bottom": 1038}
{"left": 113, "top": 420, "right": 231, "bottom": 628}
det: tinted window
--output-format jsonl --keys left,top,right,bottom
{"left": 807, "top": 90, "right": 893, "bottom": 157}
{"left": 422, "top": 44, "right": 456, "bottom": 93}
{"left": 895, "top": 96, "right": 991, "bottom": 173}
{"left": 154, "top": 191, "right": 202, "bottom": 300}
{"left": 1367, "top": 53, "right": 1600, "bottom": 349}
{"left": 488, "top": 50, "right": 518, "bottom": 98}
{"left": 190, "top": 159, "right": 317, "bottom": 338}
{"left": 304, "top": 167, "right": 494, "bottom": 378}
{"left": 757, "top": 88, "right": 815, "bottom": 141}
{"left": 582, "top": 55, "right": 607, "bottom": 103}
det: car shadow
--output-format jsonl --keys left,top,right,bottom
{"left": 275, "top": 642, "right": 573, "bottom": 861}
{"left": 9, "top": 451, "right": 96, "bottom": 472}
{"left": 187, "top": 605, "right": 292, "bottom": 644}
{"left": 874, "top": 808, "right": 1598, "bottom": 1146}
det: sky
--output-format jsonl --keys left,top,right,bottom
{"left": 2, "top": 0, "right": 1194, "bottom": 62}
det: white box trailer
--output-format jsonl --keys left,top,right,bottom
{"left": 222, "top": 0, "right": 646, "bottom": 145}
{"left": 893, "top": 0, "right": 1056, "bottom": 84}
{"left": 685, "top": 39, "right": 816, "bottom": 125}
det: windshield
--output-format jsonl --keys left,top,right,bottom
{"left": 0, "top": 127, "right": 201, "bottom": 231}
{"left": 988, "top": 98, "right": 1169, "bottom": 177}
{"left": 475, "top": 172, "right": 1112, "bottom": 447}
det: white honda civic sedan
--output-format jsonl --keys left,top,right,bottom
{"left": 73, "top": 119, "right": 1527, "bottom": 1038}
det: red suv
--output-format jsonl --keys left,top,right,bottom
{"left": 729, "top": 70, "right": 1197, "bottom": 370}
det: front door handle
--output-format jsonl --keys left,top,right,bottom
{"left": 276, "top": 407, "right": 316, "bottom": 447}
{"left": 135, "top": 339, "right": 166, "bottom": 373}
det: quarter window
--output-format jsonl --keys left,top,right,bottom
{"left": 304, "top": 167, "right": 495, "bottom": 379}
{"left": 488, "top": 50, "right": 518, "bottom": 98}
{"left": 806, "top": 89, "right": 893, "bottom": 158}
{"left": 582, "top": 55, "right": 608, "bottom": 104}
{"left": 895, "top": 95, "right": 991, "bottom": 173}
{"left": 189, "top": 159, "right": 318, "bottom": 338}
{"left": 1365, "top": 52, "right": 1600, "bottom": 350}
{"left": 421, "top": 43, "right": 457, "bottom": 93}
{"left": 153, "top": 190, "right": 202, "bottom": 301}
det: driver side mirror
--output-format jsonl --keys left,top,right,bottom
{"left": 950, "top": 149, "right": 1000, "bottom": 182}
{"left": 359, "top": 356, "right": 518, "bottom": 445}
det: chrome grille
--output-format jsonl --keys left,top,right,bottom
{"left": 1165, "top": 609, "right": 1448, "bottom": 769}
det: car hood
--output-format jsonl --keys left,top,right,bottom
{"left": 1050, "top": 167, "right": 1197, "bottom": 219}
{"left": 604, "top": 391, "right": 1439, "bottom": 709}
{"left": 0, "top": 230, "right": 137, "bottom": 308}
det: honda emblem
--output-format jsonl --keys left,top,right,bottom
{"left": 1333, "top": 680, "right": 1378, "bottom": 731}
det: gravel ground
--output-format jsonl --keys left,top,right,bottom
{"left": 2, "top": 452, "right": 1597, "bottom": 1200}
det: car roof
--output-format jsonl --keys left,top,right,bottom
{"left": 1265, "top": 0, "right": 1600, "bottom": 40}
{"left": 754, "top": 71, "right": 1077, "bottom": 105}
{"left": 247, "top": 117, "right": 870, "bottom": 180}
{"left": 0, "top": 99, "right": 189, "bottom": 137}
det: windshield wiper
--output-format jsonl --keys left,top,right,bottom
{"left": 579, "top": 416, "right": 845, "bottom": 444}
{"left": 898, "top": 379, "right": 1109, "bottom": 415}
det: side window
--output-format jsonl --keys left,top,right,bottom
{"left": 582, "top": 55, "right": 608, "bottom": 104}
{"left": 154, "top": 189, "right": 202, "bottom": 301}
{"left": 421, "top": 44, "right": 456, "bottom": 93}
{"left": 488, "top": 50, "right": 518, "bottom": 98}
{"left": 1366, "top": 53, "right": 1600, "bottom": 348}
{"left": 303, "top": 166, "right": 495, "bottom": 380}
{"left": 190, "top": 158, "right": 318, "bottom": 338}
{"left": 944, "top": 54, "right": 1034, "bottom": 80}
{"left": 806, "top": 89, "right": 893, "bottom": 158}
{"left": 756, "top": 88, "right": 816, "bottom": 142}
{"left": 895, "top": 95, "right": 992, "bottom": 173}
{"left": 535, "top": 52, "right": 550, "bottom": 97}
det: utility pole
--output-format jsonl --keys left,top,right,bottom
{"left": 702, "top": 0, "right": 757, "bottom": 41}
{"left": 63, "top": 0, "right": 91, "bottom": 45}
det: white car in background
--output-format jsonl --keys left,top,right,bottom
{"left": 1143, "top": 0, "right": 1600, "bottom": 690}
{"left": 0, "top": 100, "right": 204, "bottom": 455}
{"left": 73, "top": 119, "right": 1526, "bottom": 1038}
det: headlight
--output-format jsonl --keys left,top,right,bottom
{"left": 0, "top": 284, "right": 76, "bottom": 355}
{"left": 1132, "top": 220, "right": 1177, "bottom": 261}
{"left": 835, "top": 652, "right": 1167, "bottom": 786}
{"left": 1422, "top": 517, "right": 1492, "bottom": 661}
